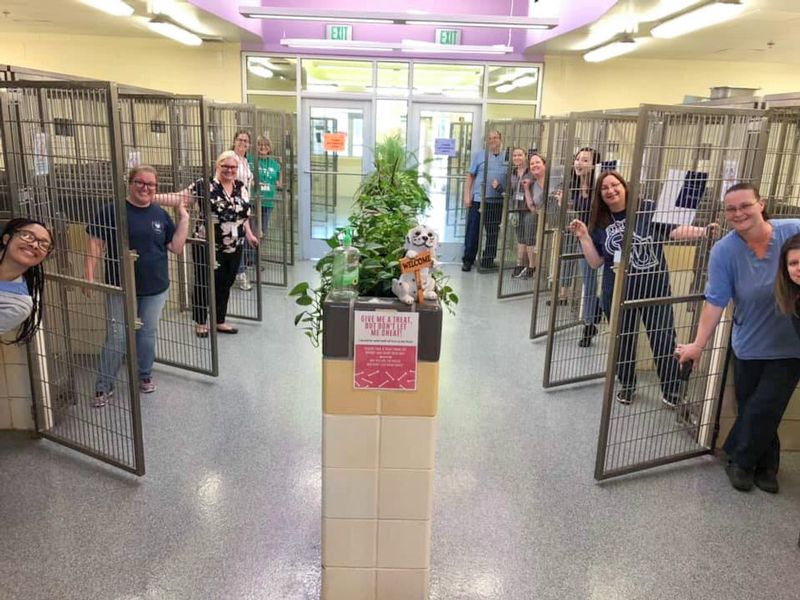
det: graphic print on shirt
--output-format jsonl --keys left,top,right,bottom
{"left": 604, "top": 218, "right": 659, "bottom": 271}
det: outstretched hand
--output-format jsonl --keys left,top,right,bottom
{"left": 568, "top": 219, "right": 589, "bottom": 240}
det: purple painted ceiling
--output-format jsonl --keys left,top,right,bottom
{"left": 196, "top": 0, "right": 620, "bottom": 61}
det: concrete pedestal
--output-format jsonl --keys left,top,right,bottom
{"left": 321, "top": 298, "right": 442, "bottom": 600}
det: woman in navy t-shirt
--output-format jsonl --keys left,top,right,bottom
{"left": 569, "top": 171, "right": 712, "bottom": 406}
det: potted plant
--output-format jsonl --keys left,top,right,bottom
{"left": 289, "top": 135, "right": 458, "bottom": 346}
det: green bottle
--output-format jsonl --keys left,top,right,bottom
{"left": 330, "top": 227, "right": 360, "bottom": 300}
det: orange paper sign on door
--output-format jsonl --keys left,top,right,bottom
{"left": 323, "top": 132, "right": 347, "bottom": 152}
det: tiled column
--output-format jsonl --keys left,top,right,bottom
{"left": 321, "top": 298, "right": 442, "bottom": 600}
{"left": 0, "top": 335, "right": 34, "bottom": 430}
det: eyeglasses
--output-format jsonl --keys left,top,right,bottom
{"left": 219, "top": 164, "right": 238, "bottom": 171}
{"left": 601, "top": 182, "right": 623, "bottom": 193}
{"left": 132, "top": 179, "right": 157, "bottom": 190}
{"left": 723, "top": 200, "right": 759, "bottom": 215}
{"left": 235, "top": 138, "right": 250, "bottom": 144}
{"left": 14, "top": 229, "right": 53, "bottom": 253}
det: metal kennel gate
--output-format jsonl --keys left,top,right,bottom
{"left": 206, "top": 102, "right": 263, "bottom": 321}
{"left": 0, "top": 81, "right": 145, "bottom": 475}
{"left": 543, "top": 112, "right": 639, "bottom": 388}
{"left": 254, "top": 108, "right": 289, "bottom": 287}
{"left": 594, "top": 104, "right": 768, "bottom": 480}
{"left": 118, "top": 92, "right": 219, "bottom": 376}
{"left": 529, "top": 117, "right": 569, "bottom": 339}
{"left": 760, "top": 107, "right": 800, "bottom": 218}
{"left": 495, "top": 119, "right": 547, "bottom": 299}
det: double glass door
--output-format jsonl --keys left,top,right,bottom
{"left": 299, "top": 99, "right": 480, "bottom": 260}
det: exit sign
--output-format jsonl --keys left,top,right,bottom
{"left": 435, "top": 29, "right": 461, "bottom": 45}
{"left": 326, "top": 25, "right": 352, "bottom": 41}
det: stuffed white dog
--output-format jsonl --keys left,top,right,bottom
{"left": 392, "top": 224, "right": 439, "bottom": 305}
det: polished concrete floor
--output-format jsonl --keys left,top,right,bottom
{"left": 1, "top": 262, "right": 799, "bottom": 600}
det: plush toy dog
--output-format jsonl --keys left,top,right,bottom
{"left": 392, "top": 225, "right": 439, "bottom": 305}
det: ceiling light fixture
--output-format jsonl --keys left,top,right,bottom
{"left": 147, "top": 19, "right": 203, "bottom": 46}
{"left": 583, "top": 37, "right": 642, "bottom": 63}
{"left": 241, "top": 6, "right": 558, "bottom": 30}
{"left": 496, "top": 83, "right": 515, "bottom": 94}
{"left": 280, "top": 39, "right": 397, "bottom": 52}
{"left": 650, "top": 0, "right": 746, "bottom": 39}
{"left": 80, "top": 0, "right": 134, "bottom": 17}
{"left": 248, "top": 64, "right": 274, "bottom": 79}
{"left": 401, "top": 40, "right": 513, "bottom": 54}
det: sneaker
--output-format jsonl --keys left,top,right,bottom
{"left": 615, "top": 387, "right": 635, "bottom": 405}
{"left": 578, "top": 323, "right": 597, "bottom": 347}
{"left": 511, "top": 265, "right": 525, "bottom": 278}
{"left": 521, "top": 267, "right": 533, "bottom": 279}
{"left": 661, "top": 393, "right": 682, "bottom": 409}
{"left": 93, "top": 390, "right": 112, "bottom": 408}
{"left": 237, "top": 273, "right": 253, "bottom": 291}
{"left": 725, "top": 462, "right": 754, "bottom": 492}
{"left": 461, "top": 263, "right": 472, "bottom": 272}
{"left": 140, "top": 378, "right": 156, "bottom": 394}
{"left": 754, "top": 468, "right": 779, "bottom": 493}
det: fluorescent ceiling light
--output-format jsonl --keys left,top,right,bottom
{"left": 513, "top": 74, "right": 538, "bottom": 87}
{"left": 80, "top": 0, "right": 134, "bottom": 17}
{"left": 280, "top": 39, "right": 396, "bottom": 52}
{"left": 651, "top": 1, "right": 745, "bottom": 39}
{"left": 147, "top": 20, "right": 203, "bottom": 46}
{"left": 241, "top": 6, "right": 558, "bottom": 30}
{"left": 307, "top": 84, "right": 339, "bottom": 93}
{"left": 401, "top": 40, "right": 512, "bottom": 54}
{"left": 496, "top": 83, "right": 515, "bottom": 93}
{"left": 248, "top": 64, "right": 273, "bottom": 79}
{"left": 583, "top": 38, "right": 641, "bottom": 63}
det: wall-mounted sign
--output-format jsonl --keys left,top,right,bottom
{"left": 354, "top": 311, "right": 419, "bottom": 391}
{"left": 436, "top": 28, "right": 461, "bottom": 45}
{"left": 434, "top": 138, "right": 457, "bottom": 157}
{"left": 323, "top": 132, "right": 347, "bottom": 152}
{"left": 327, "top": 24, "right": 352, "bottom": 41}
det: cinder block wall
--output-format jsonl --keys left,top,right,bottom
{"left": 321, "top": 298, "right": 442, "bottom": 600}
{"left": 0, "top": 335, "right": 34, "bottom": 430}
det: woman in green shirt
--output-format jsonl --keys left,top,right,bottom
{"left": 250, "top": 135, "right": 282, "bottom": 238}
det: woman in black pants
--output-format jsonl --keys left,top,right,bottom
{"left": 165, "top": 151, "right": 258, "bottom": 336}
{"left": 677, "top": 186, "right": 800, "bottom": 494}
{"left": 569, "top": 171, "right": 713, "bottom": 406}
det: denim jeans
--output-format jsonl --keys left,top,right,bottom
{"left": 580, "top": 259, "right": 600, "bottom": 325}
{"left": 95, "top": 289, "right": 168, "bottom": 393}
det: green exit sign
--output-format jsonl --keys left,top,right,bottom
{"left": 326, "top": 25, "right": 352, "bottom": 41}
{"left": 435, "top": 29, "right": 461, "bottom": 45}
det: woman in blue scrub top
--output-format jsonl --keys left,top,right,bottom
{"left": 677, "top": 183, "right": 800, "bottom": 494}
{"left": 0, "top": 218, "right": 52, "bottom": 344}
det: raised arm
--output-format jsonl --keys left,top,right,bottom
{"left": 568, "top": 219, "right": 604, "bottom": 269}
{"left": 167, "top": 202, "right": 190, "bottom": 255}
{"left": 154, "top": 186, "right": 192, "bottom": 208}
{"left": 670, "top": 222, "right": 719, "bottom": 241}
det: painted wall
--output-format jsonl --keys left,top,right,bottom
{"left": 542, "top": 54, "right": 800, "bottom": 115}
{"left": 0, "top": 33, "right": 243, "bottom": 102}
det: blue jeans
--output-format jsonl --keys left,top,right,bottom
{"left": 580, "top": 259, "right": 600, "bottom": 325}
{"left": 95, "top": 289, "right": 168, "bottom": 393}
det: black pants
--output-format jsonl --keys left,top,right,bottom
{"left": 724, "top": 355, "right": 800, "bottom": 472}
{"left": 192, "top": 244, "right": 242, "bottom": 325}
{"left": 462, "top": 200, "right": 503, "bottom": 267}
{"left": 615, "top": 302, "right": 681, "bottom": 396}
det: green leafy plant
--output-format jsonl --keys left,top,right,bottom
{"left": 289, "top": 135, "right": 458, "bottom": 347}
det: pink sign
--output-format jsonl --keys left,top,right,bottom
{"left": 353, "top": 311, "right": 419, "bottom": 390}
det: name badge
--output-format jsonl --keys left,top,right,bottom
{"left": 515, "top": 191, "right": 524, "bottom": 202}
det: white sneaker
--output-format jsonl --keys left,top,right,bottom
{"left": 237, "top": 273, "right": 252, "bottom": 291}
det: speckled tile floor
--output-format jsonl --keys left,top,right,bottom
{"left": 1, "top": 262, "right": 799, "bottom": 600}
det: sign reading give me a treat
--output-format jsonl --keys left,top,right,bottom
{"left": 353, "top": 311, "right": 419, "bottom": 391}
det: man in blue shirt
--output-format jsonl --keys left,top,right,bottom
{"left": 462, "top": 130, "right": 507, "bottom": 271}
{"left": 85, "top": 165, "right": 189, "bottom": 407}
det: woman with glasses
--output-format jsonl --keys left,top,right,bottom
{"left": 0, "top": 218, "right": 52, "bottom": 343}
{"left": 86, "top": 166, "right": 190, "bottom": 406}
{"left": 569, "top": 171, "right": 713, "bottom": 407}
{"left": 232, "top": 130, "right": 255, "bottom": 291}
{"left": 183, "top": 151, "right": 258, "bottom": 336}
{"left": 676, "top": 183, "right": 800, "bottom": 494}
{"left": 250, "top": 135, "right": 282, "bottom": 242}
